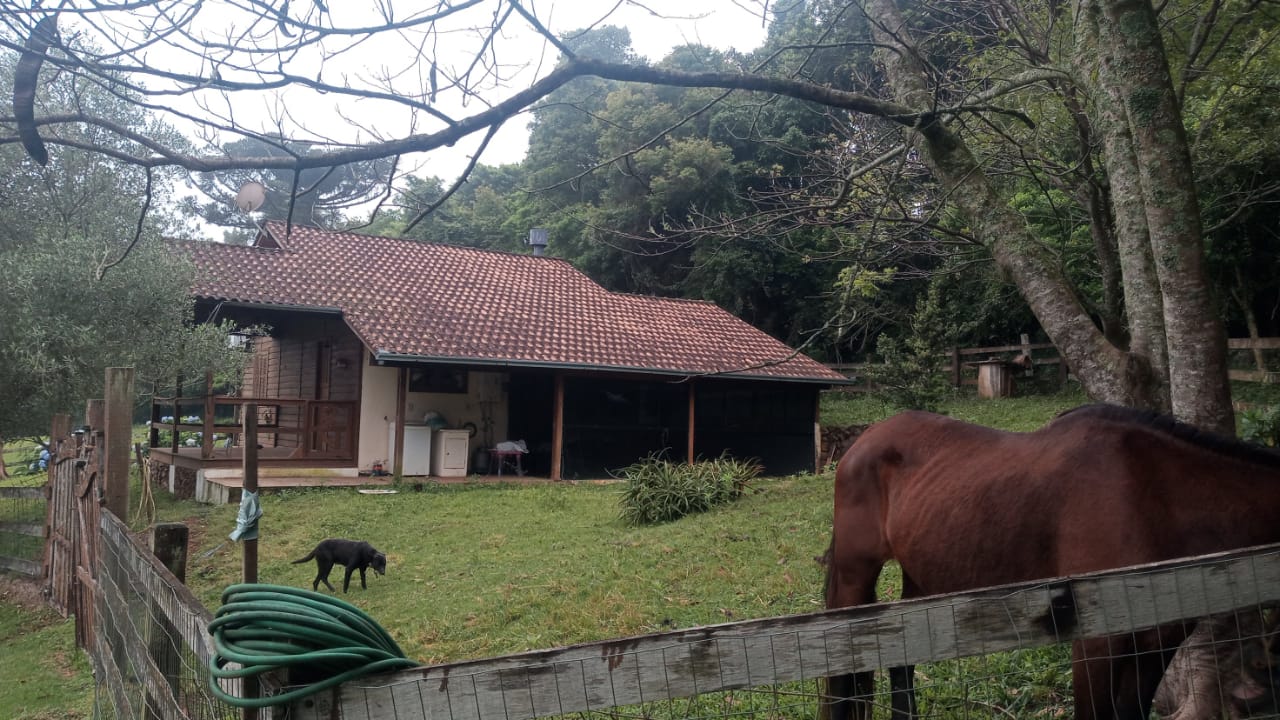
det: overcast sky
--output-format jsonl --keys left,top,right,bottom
{"left": 428, "top": 1, "right": 771, "bottom": 175}
{"left": 60, "top": 1, "right": 772, "bottom": 235}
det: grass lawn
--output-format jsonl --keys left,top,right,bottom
{"left": 0, "top": 577, "right": 93, "bottom": 720}
{"left": 178, "top": 476, "right": 837, "bottom": 664}
{"left": 4, "top": 387, "right": 1245, "bottom": 718}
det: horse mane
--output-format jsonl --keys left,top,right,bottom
{"left": 1054, "top": 403, "right": 1280, "bottom": 467}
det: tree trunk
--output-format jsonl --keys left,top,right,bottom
{"left": 1077, "top": 0, "right": 1171, "bottom": 413}
{"left": 864, "top": 0, "right": 1145, "bottom": 406}
{"left": 1095, "top": 0, "right": 1233, "bottom": 433}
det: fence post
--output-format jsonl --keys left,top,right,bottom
{"left": 950, "top": 347, "right": 962, "bottom": 387}
{"left": 103, "top": 368, "right": 134, "bottom": 521}
{"left": 50, "top": 414, "right": 71, "bottom": 453}
{"left": 242, "top": 403, "right": 260, "bottom": 719}
{"left": 148, "top": 522, "right": 189, "bottom": 719}
{"left": 86, "top": 399, "right": 105, "bottom": 485}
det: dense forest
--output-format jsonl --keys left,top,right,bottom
{"left": 189, "top": 1, "right": 1277, "bottom": 376}
{"left": 3, "top": 0, "right": 1278, "bottom": 436}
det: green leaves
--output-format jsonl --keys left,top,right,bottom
{"left": 617, "top": 453, "right": 762, "bottom": 526}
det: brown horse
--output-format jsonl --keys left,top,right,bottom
{"left": 822, "top": 403, "right": 1280, "bottom": 720}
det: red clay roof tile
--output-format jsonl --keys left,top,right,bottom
{"left": 176, "top": 222, "right": 844, "bottom": 382}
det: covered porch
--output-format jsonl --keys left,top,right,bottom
{"left": 147, "top": 372, "right": 363, "bottom": 502}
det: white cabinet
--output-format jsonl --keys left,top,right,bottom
{"left": 432, "top": 429, "right": 470, "bottom": 477}
{"left": 388, "top": 422, "right": 432, "bottom": 476}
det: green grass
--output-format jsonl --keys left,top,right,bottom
{"left": 0, "top": 388, "right": 1177, "bottom": 719}
{"left": 820, "top": 385, "right": 1088, "bottom": 429}
{"left": 0, "top": 580, "right": 93, "bottom": 720}
{"left": 181, "top": 477, "right": 836, "bottom": 664}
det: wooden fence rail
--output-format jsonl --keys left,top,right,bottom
{"left": 287, "top": 542, "right": 1280, "bottom": 720}
{"left": 829, "top": 335, "right": 1280, "bottom": 390}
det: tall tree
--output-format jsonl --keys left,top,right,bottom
{"left": 0, "top": 0, "right": 1265, "bottom": 429}
{"left": 0, "top": 38, "right": 247, "bottom": 449}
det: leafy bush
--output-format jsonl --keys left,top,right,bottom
{"left": 865, "top": 282, "right": 970, "bottom": 412}
{"left": 618, "top": 453, "right": 761, "bottom": 525}
{"left": 1239, "top": 405, "right": 1280, "bottom": 447}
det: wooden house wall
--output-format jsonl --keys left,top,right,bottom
{"left": 241, "top": 315, "right": 362, "bottom": 450}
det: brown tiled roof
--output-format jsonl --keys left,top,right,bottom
{"left": 178, "top": 222, "right": 845, "bottom": 383}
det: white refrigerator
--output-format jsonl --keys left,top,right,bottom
{"left": 387, "top": 422, "right": 432, "bottom": 475}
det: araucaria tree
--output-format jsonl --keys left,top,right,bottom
{"left": 1, "top": 0, "right": 1270, "bottom": 431}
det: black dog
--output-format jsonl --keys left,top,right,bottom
{"left": 291, "top": 538, "right": 386, "bottom": 593}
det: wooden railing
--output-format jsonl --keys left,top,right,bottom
{"left": 830, "top": 335, "right": 1280, "bottom": 391}
{"left": 148, "top": 393, "right": 357, "bottom": 461}
{"left": 828, "top": 334, "right": 1064, "bottom": 391}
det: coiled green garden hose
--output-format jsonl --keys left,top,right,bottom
{"left": 208, "top": 583, "right": 421, "bottom": 708}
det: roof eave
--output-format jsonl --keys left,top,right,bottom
{"left": 197, "top": 298, "right": 345, "bottom": 316}
{"left": 371, "top": 351, "right": 846, "bottom": 385}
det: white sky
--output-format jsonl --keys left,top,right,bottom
{"left": 412, "top": 1, "right": 773, "bottom": 177}
{"left": 56, "top": 1, "right": 771, "bottom": 235}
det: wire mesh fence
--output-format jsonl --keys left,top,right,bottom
{"left": 0, "top": 485, "right": 45, "bottom": 577}
{"left": 90, "top": 512, "right": 245, "bottom": 720}
{"left": 281, "top": 544, "right": 1280, "bottom": 720}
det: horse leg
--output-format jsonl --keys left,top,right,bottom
{"left": 822, "top": 553, "right": 884, "bottom": 720}
{"left": 1074, "top": 631, "right": 1177, "bottom": 720}
{"left": 1073, "top": 637, "right": 1118, "bottom": 720}
{"left": 888, "top": 665, "right": 917, "bottom": 718}
{"left": 1115, "top": 626, "right": 1183, "bottom": 720}
{"left": 887, "top": 575, "right": 922, "bottom": 719}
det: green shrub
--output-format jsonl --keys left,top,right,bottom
{"left": 618, "top": 453, "right": 761, "bottom": 525}
{"left": 864, "top": 282, "right": 970, "bottom": 413}
{"left": 1239, "top": 405, "right": 1280, "bottom": 447}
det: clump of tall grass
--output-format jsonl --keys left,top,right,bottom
{"left": 617, "top": 453, "right": 762, "bottom": 525}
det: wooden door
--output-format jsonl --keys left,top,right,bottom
{"left": 306, "top": 402, "right": 354, "bottom": 459}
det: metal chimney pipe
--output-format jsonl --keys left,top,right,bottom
{"left": 528, "top": 227, "right": 548, "bottom": 256}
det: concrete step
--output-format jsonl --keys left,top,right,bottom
{"left": 196, "top": 473, "right": 390, "bottom": 504}
{"left": 203, "top": 466, "right": 359, "bottom": 480}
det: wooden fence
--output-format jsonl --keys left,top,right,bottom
{"left": 40, "top": 369, "right": 257, "bottom": 720}
{"left": 284, "top": 542, "right": 1280, "bottom": 720}
{"left": 829, "top": 335, "right": 1280, "bottom": 391}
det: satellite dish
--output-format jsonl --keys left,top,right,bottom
{"left": 233, "top": 181, "right": 267, "bottom": 212}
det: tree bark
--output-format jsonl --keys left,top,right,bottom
{"left": 1077, "top": 1, "right": 1172, "bottom": 413}
{"left": 1095, "top": 0, "right": 1233, "bottom": 433}
{"left": 863, "top": 0, "right": 1143, "bottom": 406}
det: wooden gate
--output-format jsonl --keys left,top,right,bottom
{"left": 41, "top": 413, "right": 104, "bottom": 653}
{"left": 43, "top": 443, "right": 79, "bottom": 616}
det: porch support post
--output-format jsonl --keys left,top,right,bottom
{"left": 550, "top": 374, "right": 564, "bottom": 481}
{"left": 103, "top": 367, "right": 134, "bottom": 521}
{"left": 686, "top": 381, "right": 696, "bottom": 465}
{"left": 202, "top": 371, "right": 215, "bottom": 460}
{"left": 171, "top": 374, "right": 182, "bottom": 454}
{"left": 148, "top": 382, "right": 160, "bottom": 450}
{"left": 393, "top": 367, "right": 407, "bottom": 478}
